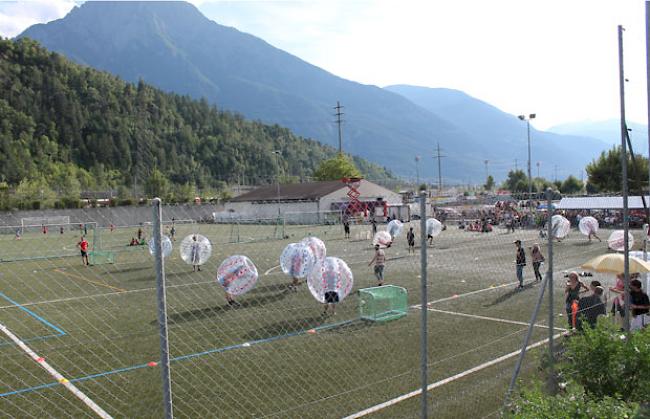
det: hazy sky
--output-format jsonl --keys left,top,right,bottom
{"left": 1, "top": 0, "right": 648, "bottom": 130}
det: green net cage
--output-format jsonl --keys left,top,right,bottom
{"left": 88, "top": 250, "right": 115, "bottom": 265}
{"left": 359, "top": 285, "right": 408, "bottom": 322}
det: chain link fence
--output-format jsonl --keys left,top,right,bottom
{"left": 0, "top": 193, "right": 645, "bottom": 417}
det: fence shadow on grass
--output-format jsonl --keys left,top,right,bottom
{"left": 163, "top": 291, "right": 291, "bottom": 325}
{"left": 482, "top": 282, "right": 536, "bottom": 307}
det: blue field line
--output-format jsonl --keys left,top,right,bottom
{"left": 0, "top": 333, "right": 63, "bottom": 348}
{"left": 0, "top": 318, "right": 356, "bottom": 398}
{"left": 0, "top": 292, "right": 66, "bottom": 336}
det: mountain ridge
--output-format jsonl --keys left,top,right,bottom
{"left": 20, "top": 1, "right": 610, "bottom": 182}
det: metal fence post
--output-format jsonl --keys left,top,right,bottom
{"left": 545, "top": 188, "right": 557, "bottom": 394}
{"left": 152, "top": 198, "right": 174, "bottom": 419}
{"left": 419, "top": 191, "right": 428, "bottom": 418}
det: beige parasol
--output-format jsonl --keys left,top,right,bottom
{"left": 581, "top": 253, "right": 650, "bottom": 274}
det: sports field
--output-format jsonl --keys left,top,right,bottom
{"left": 0, "top": 218, "right": 637, "bottom": 418}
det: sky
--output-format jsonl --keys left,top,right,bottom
{"left": 0, "top": 0, "right": 648, "bottom": 130}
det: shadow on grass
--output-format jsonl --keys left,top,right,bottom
{"left": 242, "top": 317, "right": 369, "bottom": 341}
{"left": 163, "top": 291, "right": 291, "bottom": 325}
{"left": 483, "top": 282, "right": 537, "bottom": 307}
{"left": 248, "top": 283, "right": 292, "bottom": 294}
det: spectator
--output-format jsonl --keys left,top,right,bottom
{"left": 576, "top": 281, "right": 606, "bottom": 330}
{"left": 630, "top": 279, "right": 650, "bottom": 330}
{"left": 530, "top": 243, "right": 545, "bottom": 282}
{"left": 514, "top": 240, "right": 526, "bottom": 289}
{"left": 565, "top": 272, "right": 588, "bottom": 328}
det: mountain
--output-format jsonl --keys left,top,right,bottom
{"left": 0, "top": 37, "right": 391, "bottom": 207}
{"left": 18, "top": 1, "right": 483, "bottom": 181}
{"left": 20, "top": 1, "right": 610, "bottom": 182}
{"left": 385, "top": 85, "right": 610, "bottom": 181}
{"left": 548, "top": 119, "right": 648, "bottom": 152}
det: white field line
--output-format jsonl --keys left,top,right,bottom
{"left": 343, "top": 333, "right": 563, "bottom": 419}
{"left": 422, "top": 307, "right": 567, "bottom": 331}
{"left": 410, "top": 281, "right": 518, "bottom": 309}
{"left": 0, "top": 278, "right": 216, "bottom": 310}
{"left": 264, "top": 264, "right": 281, "bottom": 275}
{"left": 0, "top": 322, "right": 112, "bottom": 418}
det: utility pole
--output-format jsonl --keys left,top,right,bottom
{"left": 415, "top": 156, "right": 421, "bottom": 186}
{"left": 514, "top": 159, "right": 518, "bottom": 171}
{"left": 536, "top": 161, "right": 540, "bottom": 178}
{"left": 433, "top": 143, "right": 445, "bottom": 195}
{"left": 334, "top": 101, "right": 344, "bottom": 153}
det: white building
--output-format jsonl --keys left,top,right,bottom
{"left": 223, "top": 180, "right": 404, "bottom": 223}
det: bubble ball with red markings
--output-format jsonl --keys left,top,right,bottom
{"left": 578, "top": 216, "right": 599, "bottom": 236}
{"left": 387, "top": 219, "right": 403, "bottom": 237}
{"left": 373, "top": 231, "right": 393, "bottom": 248}
{"left": 280, "top": 242, "right": 316, "bottom": 278}
{"left": 300, "top": 236, "right": 326, "bottom": 262}
{"left": 307, "top": 257, "right": 354, "bottom": 303}
{"left": 426, "top": 218, "right": 443, "bottom": 237}
{"left": 180, "top": 234, "right": 212, "bottom": 265}
{"left": 148, "top": 234, "right": 173, "bottom": 258}
{"left": 551, "top": 215, "right": 571, "bottom": 239}
{"left": 216, "top": 255, "right": 259, "bottom": 296}
{"left": 608, "top": 230, "right": 635, "bottom": 252}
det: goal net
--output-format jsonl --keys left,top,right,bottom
{"left": 0, "top": 221, "right": 100, "bottom": 262}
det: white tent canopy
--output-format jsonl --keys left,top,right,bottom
{"left": 556, "top": 196, "right": 650, "bottom": 210}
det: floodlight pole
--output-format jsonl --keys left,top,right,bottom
{"left": 518, "top": 114, "right": 536, "bottom": 198}
{"left": 618, "top": 25, "right": 631, "bottom": 332}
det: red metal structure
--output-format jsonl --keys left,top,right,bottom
{"left": 342, "top": 177, "right": 367, "bottom": 217}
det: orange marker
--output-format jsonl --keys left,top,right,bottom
{"left": 307, "top": 329, "right": 317, "bottom": 335}
{"left": 147, "top": 361, "right": 158, "bottom": 367}
{"left": 571, "top": 300, "right": 579, "bottom": 329}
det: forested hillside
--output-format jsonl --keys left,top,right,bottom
{"left": 0, "top": 38, "right": 391, "bottom": 206}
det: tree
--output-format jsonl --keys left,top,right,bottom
{"left": 586, "top": 146, "right": 648, "bottom": 193}
{"left": 144, "top": 168, "right": 169, "bottom": 199}
{"left": 313, "top": 153, "right": 361, "bottom": 181}
{"left": 502, "top": 170, "right": 528, "bottom": 192}
{"left": 560, "top": 175, "right": 583, "bottom": 195}
{"left": 484, "top": 175, "right": 495, "bottom": 191}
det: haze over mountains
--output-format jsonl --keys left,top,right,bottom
{"left": 20, "top": 1, "right": 612, "bottom": 183}
{"left": 549, "top": 119, "right": 649, "bottom": 153}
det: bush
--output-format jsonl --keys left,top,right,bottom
{"left": 509, "top": 382, "right": 637, "bottom": 418}
{"left": 560, "top": 320, "right": 650, "bottom": 402}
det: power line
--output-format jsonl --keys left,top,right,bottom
{"left": 334, "top": 101, "right": 344, "bottom": 153}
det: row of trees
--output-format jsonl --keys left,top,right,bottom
{"left": 0, "top": 38, "right": 392, "bottom": 209}
{"left": 481, "top": 146, "right": 648, "bottom": 195}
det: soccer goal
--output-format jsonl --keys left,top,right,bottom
{"left": 20, "top": 216, "right": 70, "bottom": 230}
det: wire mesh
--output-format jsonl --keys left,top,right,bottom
{"left": 0, "top": 195, "right": 644, "bottom": 417}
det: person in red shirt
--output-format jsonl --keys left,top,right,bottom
{"left": 77, "top": 236, "right": 89, "bottom": 266}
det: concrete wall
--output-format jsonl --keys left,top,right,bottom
{"left": 0, "top": 203, "right": 222, "bottom": 228}
{"left": 223, "top": 201, "right": 320, "bottom": 223}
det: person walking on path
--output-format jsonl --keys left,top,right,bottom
{"left": 514, "top": 240, "right": 526, "bottom": 289}
{"left": 530, "top": 243, "right": 545, "bottom": 282}
{"left": 369, "top": 244, "right": 386, "bottom": 286}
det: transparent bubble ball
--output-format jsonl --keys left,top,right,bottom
{"left": 216, "top": 255, "right": 258, "bottom": 296}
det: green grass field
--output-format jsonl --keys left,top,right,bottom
{"left": 0, "top": 220, "right": 639, "bottom": 418}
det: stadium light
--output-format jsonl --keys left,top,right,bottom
{"left": 518, "top": 113, "right": 536, "bottom": 197}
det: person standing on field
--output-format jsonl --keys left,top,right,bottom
{"left": 77, "top": 236, "right": 89, "bottom": 266}
{"left": 369, "top": 244, "right": 386, "bottom": 286}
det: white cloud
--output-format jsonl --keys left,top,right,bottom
{"left": 0, "top": 0, "right": 77, "bottom": 38}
